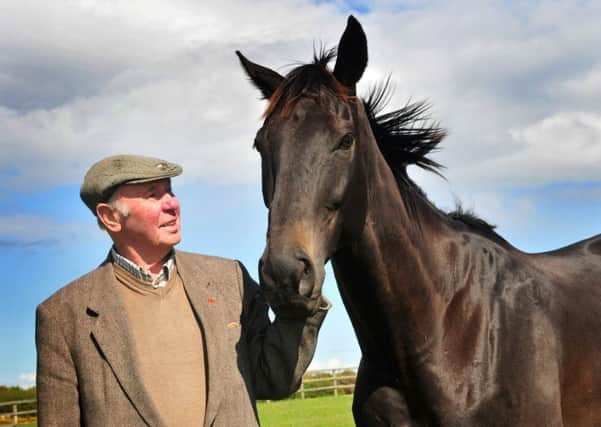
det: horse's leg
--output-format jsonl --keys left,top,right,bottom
{"left": 353, "top": 356, "right": 414, "bottom": 427}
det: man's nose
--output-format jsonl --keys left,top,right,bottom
{"left": 162, "top": 193, "right": 179, "bottom": 210}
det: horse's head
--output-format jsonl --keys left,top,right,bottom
{"left": 237, "top": 16, "right": 370, "bottom": 307}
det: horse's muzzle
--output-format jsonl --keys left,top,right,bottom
{"left": 259, "top": 247, "right": 317, "bottom": 300}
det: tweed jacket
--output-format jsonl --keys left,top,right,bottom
{"left": 36, "top": 250, "right": 328, "bottom": 427}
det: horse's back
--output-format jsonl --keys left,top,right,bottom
{"left": 527, "top": 233, "right": 601, "bottom": 285}
{"left": 526, "top": 233, "right": 601, "bottom": 340}
{"left": 533, "top": 232, "right": 601, "bottom": 260}
{"left": 525, "top": 234, "right": 601, "bottom": 426}
{"left": 464, "top": 233, "right": 601, "bottom": 426}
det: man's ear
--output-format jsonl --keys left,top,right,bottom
{"left": 96, "top": 203, "right": 122, "bottom": 232}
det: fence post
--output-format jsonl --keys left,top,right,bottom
{"left": 12, "top": 403, "right": 18, "bottom": 426}
{"left": 300, "top": 380, "right": 305, "bottom": 399}
{"left": 333, "top": 370, "right": 338, "bottom": 397}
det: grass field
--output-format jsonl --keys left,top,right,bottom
{"left": 4, "top": 395, "right": 354, "bottom": 426}
{"left": 257, "top": 395, "right": 354, "bottom": 427}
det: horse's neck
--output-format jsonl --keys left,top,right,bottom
{"left": 372, "top": 166, "right": 448, "bottom": 334}
{"left": 334, "top": 150, "right": 459, "bottom": 359}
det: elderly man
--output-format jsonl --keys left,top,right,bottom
{"left": 36, "top": 154, "right": 329, "bottom": 426}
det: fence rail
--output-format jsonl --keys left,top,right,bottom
{"left": 0, "top": 367, "right": 358, "bottom": 423}
{"left": 0, "top": 399, "right": 36, "bottom": 426}
{"left": 294, "top": 367, "right": 357, "bottom": 400}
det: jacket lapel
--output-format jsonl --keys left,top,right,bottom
{"left": 86, "top": 260, "right": 166, "bottom": 427}
{"left": 175, "top": 251, "right": 225, "bottom": 427}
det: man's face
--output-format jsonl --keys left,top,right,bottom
{"left": 112, "top": 179, "right": 181, "bottom": 255}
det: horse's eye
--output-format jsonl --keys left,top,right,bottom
{"left": 337, "top": 133, "right": 355, "bottom": 150}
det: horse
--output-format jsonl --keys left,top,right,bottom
{"left": 237, "top": 16, "right": 601, "bottom": 427}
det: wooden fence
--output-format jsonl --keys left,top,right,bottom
{"left": 0, "top": 399, "right": 36, "bottom": 426}
{"left": 293, "top": 367, "right": 357, "bottom": 399}
{"left": 0, "top": 367, "right": 358, "bottom": 423}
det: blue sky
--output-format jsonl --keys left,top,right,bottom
{"left": 1, "top": 0, "right": 600, "bottom": 387}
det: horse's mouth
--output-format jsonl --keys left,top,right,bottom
{"left": 260, "top": 282, "right": 298, "bottom": 302}
{"left": 259, "top": 249, "right": 327, "bottom": 303}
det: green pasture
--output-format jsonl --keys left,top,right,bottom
{"left": 258, "top": 394, "right": 354, "bottom": 427}
{"left": 4, "top": 395, "right": 354, "bottom": 427}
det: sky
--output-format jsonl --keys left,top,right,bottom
{"left": 1, "top": 0, "right": 600, "bottom": 387}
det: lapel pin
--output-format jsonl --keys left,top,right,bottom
{"left": 208, "top": 297, "right": 217, "bottom": 305}
{"left": 227, "top": 322, "right": 239, "bottom": 329}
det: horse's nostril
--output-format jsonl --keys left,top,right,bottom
{"left": 300, "top": 257, "right": 312, "bottom": 277}
{"left": 325, "top": 201, "right": 341, "bottom": 212}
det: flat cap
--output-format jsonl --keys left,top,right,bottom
{"left": 80, "top": 154, "right": 183, "bottom": 215}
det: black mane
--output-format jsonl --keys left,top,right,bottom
{"left": 363, "top": 79, "right": 446, "bottom": 180}
{"left": 361, "top": 77, "right": 501, "bottom": 240}
{"left": 448, "top": 204, "right": 507, "bottom": 244}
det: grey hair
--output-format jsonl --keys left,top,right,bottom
{"left": 97, "top": 194, "right": 130, "bottom": 231}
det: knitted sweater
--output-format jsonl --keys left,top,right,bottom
{"left": 114, "top": 264, "right": 206, "bottom": 426}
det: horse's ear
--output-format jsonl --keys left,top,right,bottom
{"left": 236, "top": 51, "right": 284, "bottom": 99}
{"left": 333, "top": 15, "right": 368, "bottom": 91}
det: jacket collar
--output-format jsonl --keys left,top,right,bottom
{"left": 86, "top": 250, "right": 226, "bottom": 427}
{"left": 86, "top": 255, "right": 166, "bottom": 427}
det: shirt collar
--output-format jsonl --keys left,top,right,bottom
{"left": 111, "top": 247, "right": 176, "bottom": 288}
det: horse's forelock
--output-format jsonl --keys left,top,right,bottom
{"left": 262, "top": 59, "right": 352, "bottom": 120}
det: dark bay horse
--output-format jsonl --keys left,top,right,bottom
{"left": 237, "top": 16, "right": 601, "bottom": 427}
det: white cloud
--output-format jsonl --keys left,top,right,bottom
{"left": 0, "top": 0, "right": 347, "bottom": 190}
{"left": 472, "top": 111, "right": 601, "bottom": 187}
{"left": 1, "top": 0, "right": 600, "bottom": 194}
{"left": 18, "top": 372, "right": 35, "bottom": 388}
{"left": 308, "top": 357, "right": 355, "bottom": 371}
{"left": 0, "top": 214, "right": 102, "bottom": 247}
{"left": 552, "top": 63, "right": 601, "bottom": 102}
{"left": 357, "top": 1, "right": 601, "bottom": 191}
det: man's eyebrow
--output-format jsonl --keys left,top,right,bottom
{"left": 146, "top": 181, "right": 171, "bottom": 193}
{"left": 142, "top": 183, "right": 158, "bottom": 194}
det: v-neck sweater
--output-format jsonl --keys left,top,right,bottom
{"left": 114, "top": 263, "right": 206, "bottom": 426}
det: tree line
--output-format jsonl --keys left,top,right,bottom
{"left": 0, "top": 386, "right": 36, "bottom": 413}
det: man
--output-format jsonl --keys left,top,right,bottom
{"left": 36, "top": 154, "right": 329, "bottom": 426}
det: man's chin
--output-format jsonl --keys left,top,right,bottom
{"left": 154, "top": 239, "right": 180, "bottom": 254}
{"left": 162, "top": 237, "right": 181, "bottom": 247}
{"left": 160, "top": 229, "right": 181, "bottom": 243}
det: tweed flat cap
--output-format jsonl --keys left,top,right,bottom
{"left": 80, "top": 154, "right": 183, "bottom": 215}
